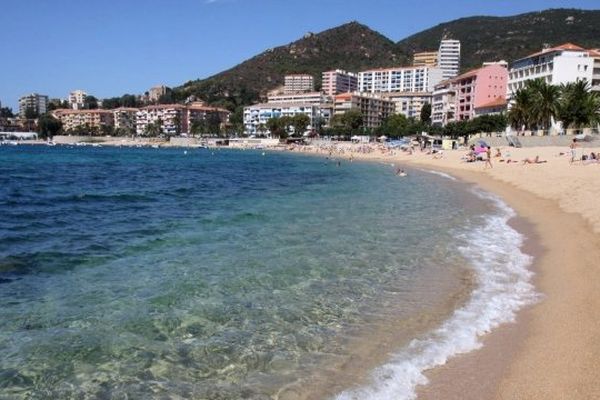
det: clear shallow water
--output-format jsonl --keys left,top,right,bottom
{"left": 0, "top": 146, "right": 531, "bottom": 399}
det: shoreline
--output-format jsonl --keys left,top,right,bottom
{"left": 284, "top": 143, "right": 600, "bottom": 398}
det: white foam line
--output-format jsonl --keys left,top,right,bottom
{"left": 420, "top": 169, "right": 457, "bottom": 181}
{"left": 334, "top": 188, "right": 539, "bottom": 400}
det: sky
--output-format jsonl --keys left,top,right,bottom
{"left": 0, "top": 0, "right": 598, "bottom": 110}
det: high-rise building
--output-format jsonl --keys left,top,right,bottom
{"left": 358, "top": 66, "right": 443, "bottom": 93}
{"left": 68, "top": 90, "right": 87, "bottom": 109}
{"left": 438, "top": 39, "right": 461, "bottom": 80}
{"left": 321, "top": 70, "right": 358, "bottom": 95}
{"left": 283, "top": 74, "right": 314, "bottom": 94}
{"left": 19, "top": 93, "right": 48, "bottom": 117}
{"left": 507, "top": 43, "right": 595, "bottom": 99}
{"left": 413, "top": 51, "right": 438, "bottom": 67}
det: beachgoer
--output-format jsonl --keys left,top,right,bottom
{"left": 569, "top": 139, "right": 578, "bottom": 164}
{"left": 495, "top": 148, "right": 502, "bottom": 158}
{"left": 522, "top": 156, "right": 547, "bottom": 164}
{"left": 484, "top": 146, "right": 493, "bottom": 169}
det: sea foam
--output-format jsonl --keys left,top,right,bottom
{"left": 334, "top": 188, "right": 539, "bottom": 400}
{"left": 421, "top": 169, "right": 457, "bottom": 181}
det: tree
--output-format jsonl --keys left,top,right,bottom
{"left": 102, "top": 97, "right": 122, "bottom": 109}
{"left": 420, "top": 103, "right": 432, "bottom": 124}
{"left": 84, "top": 95, "right": 98, "bottom": 110}
{"left": 529, "top": 78, "right": 560, "bottom": 130}
{"left": 190, "top": 119, "right": 207, "bottom": 135}
{"left": 291, "top": 114, "right": 310, "bottom": 137}
{"left": 343, "top": 109, "right": 364, "bottom": 134}
{"left": 37, "top": 114, "right": 62, "bottom": 138}
{"left": 24, "top": 107, "right": 38, "bottom": 120}
{"left": 171, "top": 114, "right": 181, "bottom": 136}
{"left": 266, "top": 117, "right": 287, "bottom": 138}
{"left": 206, "top": 112, "right": 222, "bottom": 135}
{"left": 558, "top": 80, "right": 600, "bottom": 129}
{"left": 377, "top": 114, "right": 408, "bottom": 137}
{"left": 508, "top": 87, "right": 535, "bottom": 130}
{"left": 0, "top": 107, "right": 14, "bottom": 118}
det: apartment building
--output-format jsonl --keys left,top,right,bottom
{"left": 268, "top": 91, "right": 330, "bottom": 106}
{"left": 113, "top": 107, "right": 138, "bottom": 133}
{"left": 333, "top": 93, "right": 394, "bottom": 129}
{"left": 381, "top": 92, "right": 433, "bottom": 119}
{"left": 283, "top": 74, "right": 314, "bottom": 94}
{"left": 507, "top": 43, "right": 594, "bottom": 98}
{"left": 431, "top": 81, "right": 456, "bottom": 126}
{"left": 52, "top": 109, "right": 114, "bottom": 132}
{"left": 413, "top": 51, "right": 438, "bottom": 67}
{"left": 438, "top": 39, "right": 461, "bottom": 80}
{"left": 243, "top": 102, "right": 318, "bottom": 135}
{"left": 136, "top": 104, "right": 187, "bottom": 135}
{"left": 590, "top": 49, "right": 600, "bottom": 91}
{"left": 358, "top": 66, "right": 443, "bottom": 93}
{"left": 321, "top": 70, "right": 358, "bottom": 96}
{"left": 68, "top": 90, "right": 87, "bottom": 109}
{"left": 19, "top": 93, "right": 48, "bottom": 117}
{"left": 187, "top": 102, "right": 231, "bottom": 130}
{"left": 474, "top": 98, "right": 508, "bottom": 117}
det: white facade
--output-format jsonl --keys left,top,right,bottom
{"left": 267, "top": 91, "right": 330, "bottom": 105}
{"left": 438, "top": 39, "right": 461, "bottom": 80}
{"left": 381, "top": 92, "right": 433, "bottom": 119}
{"left": 358, "top": 66, "right": 443, "bottom": 93}
{"left": 136, "top": 105, "right": 185, "bottom": 135}
{"left": 283, "top": 75, "right": 314, "bottom": 94}
{"left": 243, "top": 102, "right": 318, "bottom": 136}
{"left": 507, "top": 43, "right": 594, "bottom": 98}
{"left": 68, "top": 90, "right": 87, "bottom": 109}
{"left": 431, "top": 81, "right": 456, "bottom": 126}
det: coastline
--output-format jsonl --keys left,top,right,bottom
{"left": 285, "top": 143, "right": 600, "bottom": 399}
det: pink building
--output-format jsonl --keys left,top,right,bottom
{"left": 453, "top": 64, "right": 508, "bottom": 121}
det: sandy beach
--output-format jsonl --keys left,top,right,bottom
{"left": 287, "top": 142, "right": 600, "bottom": 399}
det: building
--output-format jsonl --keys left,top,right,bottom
{"left": 68, "top": 90, "right": 87, "bottom": 109}
{"left": 187, "top": 102, "right": 231, "bottom": 131}
{"left": 413, "top": 51, "right": 438, "bottom": 67}
{"left": 136, "top": 104, "right": 186, "bottom": 135}
{"left": 438, "top": 39, "right": 461, "bottom": 80}
{"left": 507, "top": 43, "right": 594, "bottom": 98}
{"left": 243, "top": 102, "right": 318, "bottom": 136}
{"left": 358, "top": 66, "right": 443, "bottom": 93}
{"left": 452, "top": 64, "right": 508, "bottom": 121}
{"left": 148, "top": 85, "right": 171, "bottom": 102}
{"left": 268, "top": 91, "right": 330, "bottom": 106}
{"left": 474, "top": 98, "right": 508, "bottom": 117}
{"left": 590, "top": 49, "right": 600, "bottom": 92}
{"left": 381, "top": 92, "right": 433, "bottom": 119}
{"left": 283, "top": 74, "right": 314, "bottom": 94}
{"left": 321, "top": 70, "right": 358, "bottom": 96}
{"left": 333, "top": 93, "right": 395, "bottom": 129}
{"left": 113, "top": 107, "right": 138, "bottom": 133}
{"left": 19, "top": 93, "right": 48, "bottom": 117}
{"left": 432, "top": 81, "right": 456, "bottom": 126}
{"left": 52, "top": 109, "right": 114, "bottom": 132}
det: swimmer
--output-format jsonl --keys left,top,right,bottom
{"left": 395, "top": 168, "right": 407, "bottom": 177}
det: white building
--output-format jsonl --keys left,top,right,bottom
{"left": 283, "top": 74, "right": 314, "bottom": 94}
{"left": 136, "top": 105, "right": 186, "bottom": 135}
{"left": 438, "top": 39, "right": 461, "bottom": 80}
{"left": 590, "top": 49, "right": 600, "bottom": 92}
{"left": 243, "top": 102, "right": 318, "bottom": 136}
{"left": 321, "top": 70, "right": 358, "bottom": 96}
{"left": 431, "top": 81, "right": 456, "bottom": 126}
{"left": 333, "top": 93, "right": 395, "bottom": 129}
{"left": 68, "top": 90, "right": 87, "bottom": 109}
{"left": 18, "top": 93, "right": 48, "bottom": 117}
{"left": 381, "top": 92, "right": 433, "bottom": 119}
{"left": 507, "top": 43, "right": 595, "bottom": 99}
{"left": 358, "top": 66, "right": 443, "bottom": 93}
{"left": 267, "top": 91, "right": 330, "bottom": 106}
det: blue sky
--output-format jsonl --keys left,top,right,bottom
{"left": 0, "top": 0, "right": 597, "bottom": 110}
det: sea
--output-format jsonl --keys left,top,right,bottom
{"left": 0, "top": 145, "right": 537, "bottom": 399}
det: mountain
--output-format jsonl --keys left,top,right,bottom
{"left": 175, "top": 22, "right": 408, "bottom": 110}
{"left": 396, "top": 8, "right": 600, "bottom": 69}
{"left": 175, "top": 8, "right": 600, "bottom": 111}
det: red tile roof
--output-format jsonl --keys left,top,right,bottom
{"left": 475, "top": 97, "right": 507, "bottom": 109}
{"left": 522, "top": 42, "right": 587, "bottom": 59}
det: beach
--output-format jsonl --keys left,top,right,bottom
{"left": 289, "top": 142, "right": 600, "bottom": 399}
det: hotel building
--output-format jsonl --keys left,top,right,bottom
{"left": 243, "top": 102, "right": 318, "bottom": 136}
{"left": 507, "top": 43, "right": 594, "bottom": 98}
{"left": 52, "top": 109, "right": 114, "bottom": 132}
{"left": 321, "top": 70, "right": 358, "bottom": 96}
{"left": 333, "top": 93, "right": 394, "bottom": 129}
{"left": 19, "top": 93, "right": 48, "bottom": 117}
{"left": 438, "top": 39, "right": 461, "bottom": 80}
{"left": 283, "top": 74, "right": 314, "bottom": 94}
{"left": 413, "top": 51, "right": 438, "bottom": 67}
{"left": 136, "top": 105, "right": 187, "bottom": 135}
{"left": 381, "top": 92, "right": 433, "bottom": 119}
{"left": 432, "top": 63, "right": 508, "bottom": 125}
{"left": 358, "top": 66, "right": 443, "bottom": 93}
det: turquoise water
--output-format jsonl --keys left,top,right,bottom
{"left": 0, "top": 146, "right": 494, "bottom": 399}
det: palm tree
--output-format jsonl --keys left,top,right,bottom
{"left": 508, "top": 87, "right": 534, "bottom": 131}
{"left": 559, "top": 80, "right": 600, "bottom": 129}
{"left": 528, "top": 79, "right": 560, "bottom": 130}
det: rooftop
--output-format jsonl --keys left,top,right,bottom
{"left": 475, "top": 97, "right": 507, "bottom": 109}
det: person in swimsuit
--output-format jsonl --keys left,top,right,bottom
{"left": 570, "top": 139, "right": 578, "bottom": 164}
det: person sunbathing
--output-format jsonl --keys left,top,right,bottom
{"left": 522, "top": 156, "right": 547, "bottom": 164}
